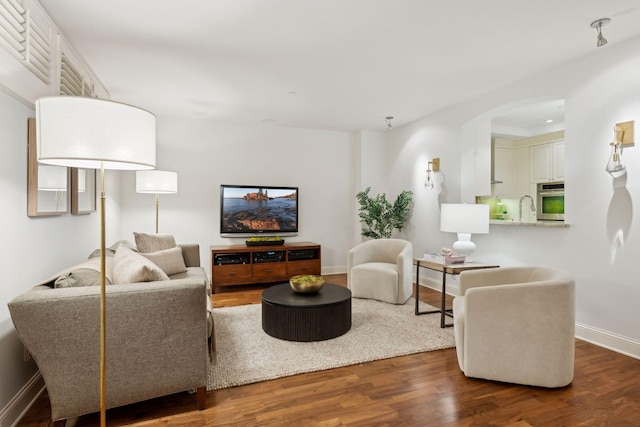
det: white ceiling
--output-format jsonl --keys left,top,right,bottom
{"left": 38, "top": 0, "right": 640, "bottom": 132}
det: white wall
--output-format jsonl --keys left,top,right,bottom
{"left": 387, "top": 35, "right": 640, "bottom": 355}
{"left": 119, "top": 117, "right": 356, "bottom": 275}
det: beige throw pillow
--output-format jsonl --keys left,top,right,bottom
{"left": 113, "top": 246, "right": 170, "bottom": 284}
{"left": 53, "top": 257, "right": 114, "bottom": 288}
{"left": 141, "top": 246, "right": 187, "bottom": 276}
{"left": 134, "top": 232, "right": 177, "bottom": 253}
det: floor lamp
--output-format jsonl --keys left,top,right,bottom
{"left": 136, "top": 170, "right": 178, "bottom": 233}
{"left": 35, "top": 96, "right": 156, "bottom": 427}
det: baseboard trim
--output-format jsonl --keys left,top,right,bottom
{"left": 575, "top": 323, "right": 640, "bottom": 360}
{"left": 0, "top": 372, "right": 44, "bottom": 427}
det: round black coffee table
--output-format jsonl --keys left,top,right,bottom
{"left": 262, "top": 282, "right": 352, "bottom": 342}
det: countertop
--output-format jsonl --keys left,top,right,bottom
{"left": 490, "top": 219, "right": 569, "bottom": 227}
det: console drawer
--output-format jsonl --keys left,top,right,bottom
{"left": 287, "top": 260, "right": 321, "bottom": 276}
{"left": 253, "top": 263, "right": 287, "bottom": 278}
{"left": 212, "top": 264, "right": 252, "bottom": 281}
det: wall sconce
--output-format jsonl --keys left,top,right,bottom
{"left": 425, "top": 158, "right": 440, "bottom": 190}
{"left": 605, "top": 121, "right": 634, "bottom": 178}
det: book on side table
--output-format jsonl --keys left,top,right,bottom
{"left": 422, "top": 253, "right": 466, "bottom": 265}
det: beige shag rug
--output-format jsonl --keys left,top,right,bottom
{"left": 208, "top": 298, "right": 455, "bottom": 390}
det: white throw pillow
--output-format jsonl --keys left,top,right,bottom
{"left": 113, "top": 246, "right": 170, "bottom": 284}
{"left": 141, "top": 246, "right": 187, "bottom": 276}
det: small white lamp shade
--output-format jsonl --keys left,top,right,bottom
{"left": 136, "top": 170, "right": 178, "bottom": 194}
{"left": 35, "top": 96, "right": 156, "bottom": 170}
{"left": 37, "top": 165, "right": 67, "bottom": 191}
{"left": 441, "top": 203, "right": 489, "bottom": 262}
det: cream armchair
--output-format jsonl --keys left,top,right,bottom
{"left": 453, "top": 266, "right": 575, "bottom": 388}
{"left": 347, "top": 238, "right": 413, "bottom": 304}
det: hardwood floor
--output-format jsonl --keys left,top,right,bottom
{"left": 17, "top": 274, "right": 640, "bottom": 426}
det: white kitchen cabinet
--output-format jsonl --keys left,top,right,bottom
{"left": 530, "top": 141, "right": 564, "bottom": 183}
{"left": 492, "top": 146, "right": 514, "bottom": 197}
{"left": 513, "top": 146, "right": 531, "bottom": 197}
{"left": 553, "top": 142, "right": 565, "bottom": 180}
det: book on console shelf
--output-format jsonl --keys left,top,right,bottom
{"left": 422, "top": 253, "right": 466, "bottom": 264}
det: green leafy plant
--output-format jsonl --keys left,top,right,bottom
{"left": 356, "top": 187, "right": 413, "bottom": 239}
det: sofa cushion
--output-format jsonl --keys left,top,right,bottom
{"left": 53, "top": 257, "right": 114, "bottom": 288}
{"left": 113, "top": 246, "right": 170, "bottom": 284}
{"left": 134, "top": 232, "right": 177, "bottom": 253}
{"left": 140, "top": 246, "right": 187, "bottom": 276}
{"left": 87, "top": 240, "right": 137, "bottom": 259}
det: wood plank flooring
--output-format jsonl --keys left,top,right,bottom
{"left": 16, "top": 274, "right": 640, "bottom": 426}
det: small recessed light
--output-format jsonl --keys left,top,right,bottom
{"left": 545, "top": 119, "right": 553, "bottom": 123}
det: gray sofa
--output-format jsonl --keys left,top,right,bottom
{"left": 8, "top": 243, "right": 211, "bottom": 426}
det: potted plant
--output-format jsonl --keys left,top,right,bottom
{"left": 356, "top": 187, "right": 413, "bottom": 239}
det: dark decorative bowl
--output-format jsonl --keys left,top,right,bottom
{"left": 289, "top": 275, "right": 325, "bottom": 294}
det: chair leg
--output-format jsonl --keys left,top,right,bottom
{"left": 51, "top": 420, "right": 66, "bottom": 427}
{"left": 196, "top": 386, "right": 206, "bottom": 410}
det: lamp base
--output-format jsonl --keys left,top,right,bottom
{"left": 453, "top": 233, "right": 476, "bottom": 262}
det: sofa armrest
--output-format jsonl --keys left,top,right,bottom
{"left": 8, "top": 279, "right": 209, "bottom": 421}
{"left": 181, "top": 244, "right": 201, "bottom": 267}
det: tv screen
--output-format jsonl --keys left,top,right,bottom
{"left": 220, "top": 185, "right": 298, "bottom": 236}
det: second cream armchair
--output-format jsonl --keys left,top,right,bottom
{"left": 347, "top": 238, "right": 413, "bottom": 304}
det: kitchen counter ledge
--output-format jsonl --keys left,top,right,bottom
{"left": 490, "top": 220, "right": 569, "bottom": 227}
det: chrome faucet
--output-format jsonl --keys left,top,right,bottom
{"left": 519, "top": 195, "right": 536, "bottom": 223}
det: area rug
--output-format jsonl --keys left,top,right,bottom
{"left": 208, "top": 298, "right": 455, "bottom": 390}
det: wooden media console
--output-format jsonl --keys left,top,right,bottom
{"left": 210, "top": 241, "right": 321, "bottom": 293}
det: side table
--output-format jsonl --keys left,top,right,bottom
{"left": 414, "top": 259, "right": 499, "bottom": 328}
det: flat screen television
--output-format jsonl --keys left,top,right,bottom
{"left": 220, "top": 184, "right": 298, "bottom": 236}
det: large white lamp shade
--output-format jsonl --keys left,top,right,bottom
{"left": 36, "top": 96, "right": 156, "bottom": 170}
{"left": 440, "top": 203, "right": 489, "bottom": 262}
{"left": 35, "top": 96, "right": 156, "bottom": 427}
{"left": 136, "top": 170, "right": 178, "bottom": 233}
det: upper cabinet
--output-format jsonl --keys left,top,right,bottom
{"left": 491, "top": 139, "right": 514, "bottom": 198}
{"left": 0, "top": 0, "right": 109, "bottom": 104}
{"left": 530, "top": 140, "right": 564, "bottom": 183}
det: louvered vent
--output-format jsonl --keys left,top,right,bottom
{"left": 0, "top": 0, "right": 26, "bottom": 58}
{"left": 24, "top": 3, "right": 52, "bottom": 84}
{"left": 60, "top": 52, "right": 83, "bottom": 95}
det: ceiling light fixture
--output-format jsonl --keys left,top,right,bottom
{"left": 385, "top": 116, "right": 394, "bottom": 130}
{"left": 590, "top": 18, "right": 610, "bottom": 48}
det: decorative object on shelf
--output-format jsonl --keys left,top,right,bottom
{"left": 245, "top": 236, "right": 285, "bottom": 246}
{"left": 385, "top": 116, "right": 394, "bottom": 130}
{"left": 440, "top": 203, "right": 489, "bottom": 262}
{"left": 425, "top": 158, "right": 440, "bottom": 190}
{"left": 356, "top": 187, "right": 413, "bottom": 239}
{"left": 36, "top": 96, "right": 156, "bottom": 427}
{"left": 136, "top": 170, "right": 178, "bottom": 233}
{"left": 605, "top": 121, "right": 634, "bottom": 178}
{"left": 289, "top": 275, "right": 325, "bottom": 294}
{"left": 590, "top": 18, "right": 610, "bottom": 48}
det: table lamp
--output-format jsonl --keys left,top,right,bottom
{"left": 36, "top": 96, "right": 156, "bottom": 427}
{"left": 136, "top": 170, "right": 178, "bottom": 233}
{"left": 440, "top": 203, "right": 489, "bottom": 262}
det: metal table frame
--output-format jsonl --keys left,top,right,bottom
{"left": 414, "top": 259, "right": 499, "bottom": 328}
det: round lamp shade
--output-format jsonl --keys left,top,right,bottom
{"left": 136, "top": 170, "right": 178, "bottom": 194}
{"left": 35, "top": 96, "right": 156, "bottom": 170}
